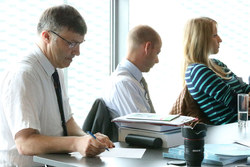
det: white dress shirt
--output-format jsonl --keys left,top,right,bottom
{"left": 102, "top": 59, "right": 151, "bottom": 119}
{"left": 0, "top": 45, "right": 72, "bottom": 166}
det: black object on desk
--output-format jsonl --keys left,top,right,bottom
{"left": 181, "top": 123, "right": 207, "bottom": 167}
{"left": 125, "top": 134, "right": 162, "bottom": 148}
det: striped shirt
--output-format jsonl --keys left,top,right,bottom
{"left": 185, "top": 59, "right": 250, "bottom": 125}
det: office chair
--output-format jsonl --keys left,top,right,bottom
{"left": 82, "top": 98, "right": 118, "bottom": 142}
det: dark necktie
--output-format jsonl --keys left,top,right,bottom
{"left": 52, "top": 70, "right": 68, "bottom": 136}
{"left": 141, "top": 77, "right": 155, "bottom": 113}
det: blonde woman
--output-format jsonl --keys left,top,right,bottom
{"left": 183, "top": 17, "right": 250, "bottom": 125}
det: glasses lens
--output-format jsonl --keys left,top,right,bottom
{"left": 69, "top": 42, "right": 80, "bottom": 49}
{"left": 69, "top": 43, "right": 75, "bottom": 48}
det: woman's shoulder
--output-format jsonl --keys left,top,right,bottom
{"left": 186, "top": 62, "right": 216, "bottom": 79}
{"left": 186, "top": 63, "right": 211, "bottom": 78}
{"left": 188, "top": 59, "right": 228, "bottom": 69}
{"left": 187, "top": 62, "right": 208, "bottom": 70}
{"left": 211, "top": 58, "right": 228, "bottom": 67}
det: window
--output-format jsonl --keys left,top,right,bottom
{"left": 66, "top": 0, "right": 111, "bottom": 125}
{"left": 1, "top": 0, "right": 248, "bottom": 125}
{"left": 129, "top": 0, "right": 250, "bottom": 115}
{"left": 0, "top": 0, "right": 111, "bottom": 126}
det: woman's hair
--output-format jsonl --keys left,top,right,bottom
{"left": 37, "top": 4, "right": 87, "bottom": 35}
{"left": 182, "top": 17, "right": 231, "bottom": 84}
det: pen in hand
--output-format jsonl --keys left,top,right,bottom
{"left": 87, "top": 131, "right": 110, "bottom": 151}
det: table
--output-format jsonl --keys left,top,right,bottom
{"left": 34, "top": 142, "right": 169, "bottom": 167}
{"left": 205, "top": 121, "right": 250, "bottom": 144}
{"left": 34, "top": 122, "right": 250, "bottom": 167}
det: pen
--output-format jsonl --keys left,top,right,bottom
{"left": 87, "top": 131, "right": 110, "bottom": 151}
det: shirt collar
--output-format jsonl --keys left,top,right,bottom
{"left": 33, "top": 44, "right": 55, "bottom": 77}
{"left": 120, "top": 59, "right": 143, "bottom": 82}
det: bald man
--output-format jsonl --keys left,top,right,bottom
{"left": 103, "top": 25, "right": 162, "bottom": 119}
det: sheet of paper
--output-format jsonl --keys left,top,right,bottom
{"left": 99, "top": 148, "right": 146, "bottom": 158}
{"left": 70, "top": 148, "right": 146, "bottom": 159}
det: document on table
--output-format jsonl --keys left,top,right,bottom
{"left": 70, "top": 148, "right": 146, "bottom": 159}
{"left": 99, "top": 148, "right": 146, "bottom": 158}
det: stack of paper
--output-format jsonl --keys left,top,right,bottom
{"left": 114, "top": 113, "right": 196, "bottom": 148}
{"left": 163, "top": 144, "right": 250, "bottom": 166}
{"left": 112, "top": 113, "right": 197, "bottom": 126}
{"left": 119, "top": 122, "right": 180, "bottom": 132}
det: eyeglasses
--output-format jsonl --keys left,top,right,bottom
{"left": 49, "top": 30, "right": 81, "bottom": 49}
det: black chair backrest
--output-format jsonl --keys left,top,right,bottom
{"left": 82, "top": 98, "right": 118, "bottom": 142}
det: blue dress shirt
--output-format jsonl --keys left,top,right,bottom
{"left": 102, "top": 59, "right": 151, "bottom": 119}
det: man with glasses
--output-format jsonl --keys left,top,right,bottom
{"left": 0, "top": 5, "right": 114, "bottom": 167}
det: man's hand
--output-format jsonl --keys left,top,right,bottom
{"left": 95, "top": 132, "right": 115, "bottom": 149}
{"left": 76, "top": 134, "right": 114, "bottom": 157}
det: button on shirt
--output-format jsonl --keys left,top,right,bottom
{"left": 0, "top": 45, "right": 72, "bottom": 166}
{"left": 103, "top": 59, "right": 151, "bottom": 119}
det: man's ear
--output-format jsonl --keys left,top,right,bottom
{"left": 144, "top": 41, "right": 152, "bottom": 55}
{"left": 41, "top": 31, "right": 51, "bottom": 44}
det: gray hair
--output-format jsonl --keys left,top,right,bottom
{"left": 37, "top": 4, "right": 87, "bottom": 35}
